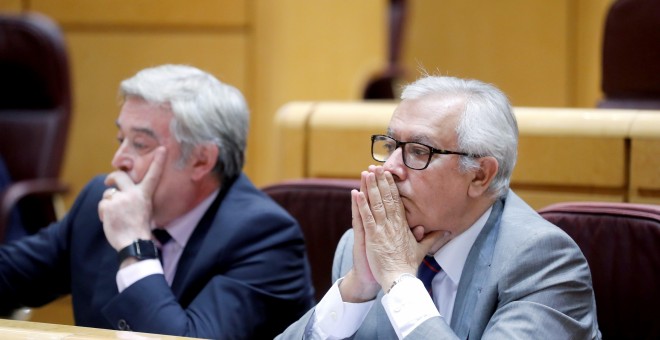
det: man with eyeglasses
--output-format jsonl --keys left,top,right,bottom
{"left": 278, "top": 75, "right": 601, "bottom": 339}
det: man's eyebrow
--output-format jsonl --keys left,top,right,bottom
{"left": 115, "top": 121, "right": 160, "bottom": 141}
{"left": 387, "top": 129, "right": 434, "bottom": 145}
{"left": 410, "top": 135, "right": 434, "bottom": 145}
{"left": 130, "top": 127, "right": 158, "bottom": 140}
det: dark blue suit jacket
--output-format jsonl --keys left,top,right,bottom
{"left": 0, "top": 173, "right": 314, "bottom": 339}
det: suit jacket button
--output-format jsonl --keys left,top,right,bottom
{"left": 118, "top": 319, "right": 131, "bottom": 330}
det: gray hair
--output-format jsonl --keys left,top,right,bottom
{"left": 401, "top": 76, "right": 518, "bottom": 199}
{"left": 119, "top": 64, "right": 249, "bottom": 184}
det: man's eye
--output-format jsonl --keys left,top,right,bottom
{"left": 409, "top": 145, "right": 430, "bottom": 156}
{"left": 132, "top": 142, "right": 146, "bottom": 150}
{"left": 117, "top": 137, "right": 124, "bottom": 144}
{"left": 383, "top": 143, "right": 396, "bottom": 152}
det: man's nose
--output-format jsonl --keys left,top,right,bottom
{"left": 383, "top": 147, "right": 405, "bottom": 181}
{"left": 110, "top": 143, "right": 132, "bottom": 172}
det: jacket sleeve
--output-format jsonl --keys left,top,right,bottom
{"left": 101, "top": 199, "right": 314, "bottom": 339}
{"left": 0, "top": 177, "right": 103, "bottom": 313}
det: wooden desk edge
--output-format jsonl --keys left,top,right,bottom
{"left": 0, "top": 319, "right": 205, "bottom": 339}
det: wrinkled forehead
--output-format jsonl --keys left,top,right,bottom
{"left": 388, "top": 94, "right": 465, "bottom": 144}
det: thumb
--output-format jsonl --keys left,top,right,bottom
{"left": 140, "top": 146, "right": 167, "bottom": 197}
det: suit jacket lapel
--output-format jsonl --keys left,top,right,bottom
{"left": 170, "top": 176, "right": 236, "bottom": 302}
{"left": 450, "top": 198, "right": 504, "bottom": 339}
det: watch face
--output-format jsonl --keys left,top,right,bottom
{"left": 135, "top": 240, "right": 159, "bottom": 260}
{"left": 118, "top": 239, "right": 159, "bottom": 264}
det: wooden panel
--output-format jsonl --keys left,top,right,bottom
{"left": 0, "top": 318, "right": 198, "bottom": 339}
{"left": 273, "top": 102, "right": 316, "bottom": 181}
{"left": 514, "top": 107, "right": 634, "bottom": 137}
{"left": 403, "top": 1, "right": 569, "bottom": 107}
{"left": 60, "top": 31, "right": 247, "bottom": 206}
{"left": 514, "top": 135, "right": 626, "bottom": 187}
{"left": 402, "top": 0, "right": 613, "bottom": 108}
{"left": 513, "top": 189, "right": 624, "bottom": 211}
{"left": 251, "top": 0, "right": 385, "bottom": 186}
{"left": 273, "top": 101, "right": 660, "bottom": 209}
{"left": 29, "top": 0, "right": 247, "bottom": 26}
{"left": 629, "top": 113, "right": 660, "bottom": 204}
{"left": 512, "top": 107, "right": 632, "bottom": 199}
{"left": 629, "top": 139, "right": 660, "bottom": 203}
{"left": 28, "top": 296, "right": 74, "bottom": 325}
{"left": 0, "top": 0, "right": 22, "bottom": 12}
{"left": 307, "top": 102, "right": 394, "bottom": 178}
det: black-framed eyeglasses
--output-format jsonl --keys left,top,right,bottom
{"left": 371, "top": 134, "right": 479, "bottom": 170}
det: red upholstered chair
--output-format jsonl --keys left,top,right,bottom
{"left": 0, "top": 12, "right": 71, "bottom": 243}
{"left": 262, "top": 178, "right": 359, "bottom": 302}
{"left": 538, "top": 202, "right": 660, "bottom": 340}
{"left": 598, "top": 0, "right": 660, "bottom": 109}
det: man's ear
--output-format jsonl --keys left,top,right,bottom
{"left": 467, "top": 156, "right": 498, "bottom": 198}
{"left": 190, "top": 143, "right": 219, "bottom": 181}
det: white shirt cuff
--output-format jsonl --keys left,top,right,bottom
{"left": 116, "top": 259, "right": 163, "bottom": 292}
{"left": 381, "top": 276, "right": 441, "bottom": 339}
{"left": 312, "top": 278, "right": 375, "bottom": 339}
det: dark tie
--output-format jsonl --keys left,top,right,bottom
{"left": 152, "top": 228, "right": 172, "bottom": 245}
{"left": 152, "top": 229, "right": 172, "bottom": 264}
{"left": 418, "top": 255, "right": 442, "bottom": 296}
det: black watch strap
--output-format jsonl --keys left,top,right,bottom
{"left": 117, "top": 239, "right": 159, "bottom": 264}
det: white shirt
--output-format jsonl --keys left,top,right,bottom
{"left": 311, "top": 206, "right": 492, "bottom": 339}
{"left": 116, "top": 190, "right": 219, "bottom": 291}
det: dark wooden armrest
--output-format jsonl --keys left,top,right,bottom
{"left": 0, "top": 178, "right": 69, "bottom": 242}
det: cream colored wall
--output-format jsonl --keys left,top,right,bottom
{"left": 251, "top": 0, "right": 385, "bottom": 186}
{"left": 62, "top": 32, "right": 248, "bottom": 193}
{"left": 401, "top": 0, "right": 613, "bottom": 108}
{"left": 0, "top": 0, "right": 21, "bottom": 12}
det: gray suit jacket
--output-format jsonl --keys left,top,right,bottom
{"left": 278, "top": 190, "right": 600, "bottom": 339}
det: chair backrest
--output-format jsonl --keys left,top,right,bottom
{"left": 538, "top": 202, "right": 660, "bottom": 340}
{"left": 0, "top": 12, "right": 71, "bottom": 239}
{"left": 363, "top": 0, "right": 408, "bottom": 100}
{"left": 262, "top": 178, "right": 358, "bottom": 302}
{"left": 598, "top": 0, "right": 660, "bottom": 109}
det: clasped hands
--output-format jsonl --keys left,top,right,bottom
{"left": 339, "top": 166, "right": 451, "bottom": 303}
{"left": 98, "top": 146, "right": 167, "bottom": 253}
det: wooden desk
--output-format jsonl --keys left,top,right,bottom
{"left": 0, "top": 319, "right": 203, "bottom": 339}
{"left": 274, "top": 102, "right": 660, "bottom": 209}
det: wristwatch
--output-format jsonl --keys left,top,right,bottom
{"left": 117, "top": 239, "right": 159, "bottom": 264}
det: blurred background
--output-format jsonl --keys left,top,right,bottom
{"left": 0, "top": 0, "right": 617, "bottom": 207}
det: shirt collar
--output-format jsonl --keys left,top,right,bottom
{"left": 153, "top": 189, "right": 219, "bottom": 247}
{"left": 433, "top": 205, "right": 493, "bottom": 285}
